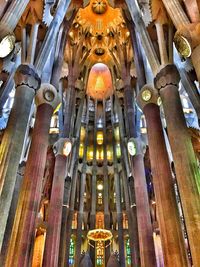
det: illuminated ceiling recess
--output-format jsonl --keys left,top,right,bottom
{"left": 87, "top": 63, "right": 113, "bottom": 100}
{"left": 72, "top": 0, "right": 128, "bottom": 66}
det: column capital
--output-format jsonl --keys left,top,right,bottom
{"left": 154, "top": 64, "right": 180, "bottom": 90}
{"left": 35, "top": 83, "right": 61, "bottom": 110}
{"left": 14, "top": 64, "right": 41, "bottom": 91}
{"left": 127, "top": 137, "right": 146, "bottom": 157}
{"left": 137, "top": 84, "right": 159, "bottom": 110}
{"left": 53, "top": 138, "right": 72, "bottom": 157}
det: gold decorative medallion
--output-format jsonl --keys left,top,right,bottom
{"left": 174, "top": 34, "right": 192, "bottom": 58}
{"left": 142, "top": 89, "right": 152, "bottom": 102}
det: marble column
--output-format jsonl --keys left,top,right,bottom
{"left": 42, "top": 137, "right": 71, "bottom": 266}
{"left": 11, "top": 84, "right": 60, "bottom": 266}
{"left": 154, "top": 64, "right": 200, "bottom": 267}
{"left": 123, "top": 86, "right": 156, "bottom": 267}
{"left": 137, "top": 85, "right": 188, "bottom": 267}
{"left": 0, "top": 64, "right": 40, "bottom": 252}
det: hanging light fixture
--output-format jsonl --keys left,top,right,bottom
{"left": 97, "top": 181, "right": 103, "bottom": 191}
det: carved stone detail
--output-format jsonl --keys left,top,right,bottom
{"left": 35, "top": 83, "right": 60, "bottom": 109}
{"left": 132, "top": 137, "right": 146, "bottom": 156}
{"left": 53, "top": 138, "right": 72, "bottom": 157}
{"left": 14, "top": 64, "right": 41, "bottom": 91}
{"left": 154, "top": 64, "right": 180, "bottom": 90}
{"left": 92, "top": 0, "right": 107, "bottom": 14}
{"left": 137, "top": 84, "right": 159, "bottom": 110}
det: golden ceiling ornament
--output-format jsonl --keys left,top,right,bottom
{"left": 174, "top": 34, "right": 192, "bottom": 58}
{"left": 92, "top": 0, "right": 108, "bottom": 14}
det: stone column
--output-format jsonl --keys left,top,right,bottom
{"left": 0, "top": 167, "right": 23, "bottom": 266}
{"left": 75, "top": 170, "right": 86, "bottom": 267}
{"left": 129, "top": 141, "right": 156, "bottom": 267}
{"left": 10, "top": 84, "right": 60, "bottom": 266}
{"left": 160, "top": 0, "right": 200, "bottom": 85}
{"left": 123, "top": 85, "right": 156, "bottom": 267}
{"left": 115, "top": 96, "right": 140, "bottom": 267}
{"left": 0, "top": 0, "right": 30, "bottom": 57}
{"left": 42, "top": 137, "right": 71, "bottom": 266}
{"left": 0, "top": 64, "right": 40, "bottom": 252}
{"left": 161, "top": 0, "right": 189, "bottom": 29}
{"left": 103, "top": 100, "right": 110, "bottom": 265}
{"left": 89, "top": 100, "right": 97, "bottom": 264}
{"left": 137, "top": 85, "right": 188, "bottom": 267}
{"left": 113, "top": 168, "right": 126, "bottom": 267}
{"left": 58, "top": 96, "right": 85, "bottom": 267}
{"left": 125, "top": 0, "right": 160, "bottom": 75}
{"left": 0, "top": 0, "right": 30, "bottom": 31}
{"left": 154, "top": 64, "right": 200, "bottom": 267}
{"left": 107, "top": 253, "right": 120, "bottom": 267}
{"left": 65, "top": 160, "right": 79, "bottom": 267}
{"left": 75, "top": 123, "right": 89, "bottom": 267}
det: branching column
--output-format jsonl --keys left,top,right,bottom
{"left": 123, "top": 86, "right": 156, "bottom": 267}
{"left": 154, "top": 64, "right": 200, "bottom": 266}
{"left": 137, "top": 85, "right": 188, "bottom": 267}
{"left": 10, "top": 84, "right": 59, "bottom": 266}
{"left": 0, "top": 64, "right": 40, "bottom": 252}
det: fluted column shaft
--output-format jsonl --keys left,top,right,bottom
{"left": 155, "top": 64, "right": 200, "bottom": 267}
{"left": 125, "top": 0, "right": 160, "bottom": 75}
{"left": 0, "top": 64, "right": 40, "bottom": 252}
{"left": 0, "top": 0, "right": 30, "bottom": 30}
{"left": 161, "top": 0, "right": 189, "bottom": 28}
{"left": 11, "top": 84, "right": 59, "bottom": 266}
{"left": 138, "top": 85, "right": 188, "bottom": 266}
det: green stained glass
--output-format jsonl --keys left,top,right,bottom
{"left": 126, "top": 238, "right": 131, "bottom": 266}
{"left": 69, "top": 238, "right": 75, "bottom": 265}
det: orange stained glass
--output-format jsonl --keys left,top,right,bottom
{"left": 87, "top": 63, "right": 113, "bottom": 100}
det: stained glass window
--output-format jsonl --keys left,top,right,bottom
{"left": 126, "top": 238, "right": 131, "bottom": 266}
{"left": 69, "top": 238, "right": 75, "bottom": 265}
